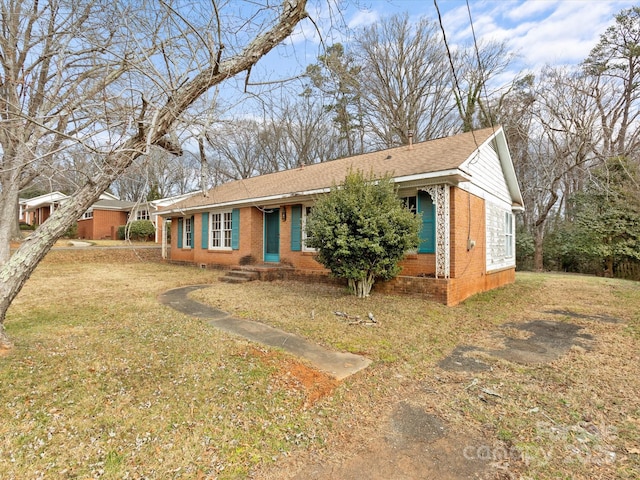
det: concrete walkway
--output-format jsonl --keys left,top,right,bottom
{"left": 158, "top": 285, "right": 371, "bottom": 380}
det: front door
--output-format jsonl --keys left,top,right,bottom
{"left": 264, "top": 209, "right": 280, "bottom": 263}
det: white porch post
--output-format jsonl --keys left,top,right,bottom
{"left": 161, "top": 217, "right": 168, "bottom": 259}
{"left": 421, "top": 185, "right": 450, "bottom": 279}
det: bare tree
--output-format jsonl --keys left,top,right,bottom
{"left": 0, "top": 0, "right": 136, "bottom": 253}
{"left": 506, "top": 67, "right": 600, "bottom": 271}
{"left": 353, "top": 13, "right": 457, "bottom": 147}
{"left": 267, "top": 93, "right": 342, "bottom": 168}
{"left": 453, "top": 40, "right": 515, "bottom": 132}
{"left": 0, "top": 0, "right": 309, "bottom": 349}
{"left": 205, "top": 119, "right": 266, "bottom": 181}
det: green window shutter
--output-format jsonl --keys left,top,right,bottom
{"left": 290, "top": 205, "right": 302, "bottom": 251}
{"left": 190, "top": 216, "right": 195, "bottom": 249}
{"left": 201, "top": 212, "right": 209, "bottom": 249}
{"left": 231, "top": 208, "right": 240, "bottom": 250}
{"left": 418, "top": 191, "right": 435, "bottom": 254}
{"left": 177, "top": 218, "right": 183, "bottom": 248}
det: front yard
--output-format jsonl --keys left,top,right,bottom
{"left": 1, "top": 248, "right": 638, "bottom": 478}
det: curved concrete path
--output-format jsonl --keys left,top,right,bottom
{"left": 159, "top": 285, "right": 371, "bottom": 380}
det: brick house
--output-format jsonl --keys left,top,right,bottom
{"left": 159, "top": 127, "right": 524, "bottom": 305}
{"left": 76, "top": 197, "right": 135, "bottom": 240}
{"left": 19, "top": 191, "right": 68, "bottom": 226}
{"left": 21, "top": 191, "right": 132, "bottom": 239}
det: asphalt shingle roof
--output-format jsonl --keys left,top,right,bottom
{"left": 172, "top": 127, "right": 498, "bottom": 211}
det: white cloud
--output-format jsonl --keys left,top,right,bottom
{"left": 437, "top": 0, "right": 636, "bottom": 73}
{"left": 505, "top": 1, "right": 628, "bottom": 69}
{"left": 505, "top": 0, "right": 558, "bottom": 22}
{"left": 348, "top": 9, "right": 380, "bottom": 29}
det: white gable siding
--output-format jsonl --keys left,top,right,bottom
{"left": 463, "top": 141, "right": 513, "bottom": 206}
{"left": 461, "top": 138, "right": 517, "bottom": 271}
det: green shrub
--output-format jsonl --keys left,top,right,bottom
{"left": 64, "top": 222, "right": 78, "bottom": 238}
{"left": 117, "top": 220, "right": 156, "bottom": 241}
{"left": 19, "top": 222, "right": 35, "bottom": 231}
{"left": 305, "top": 170, "right": 421, "bottom": 297}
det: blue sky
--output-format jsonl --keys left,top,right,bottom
{"left": 253, "top": 0, "right": 637, "bottom": 82}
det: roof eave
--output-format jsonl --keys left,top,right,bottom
{"left": 159, "top": 169, "right": 472, "bottom": 217}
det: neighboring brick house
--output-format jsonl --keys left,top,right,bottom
{"left": 20, "top": 191, "right": 199, "bottom": 241}
{"left": 159, "top": 127, "right": 524, "bottom": 305}
{"left": 76, "top": 198, "right": 135, "bottom": 240}
{"left": 19, "top": 192, "right": 68, "bottom": 226}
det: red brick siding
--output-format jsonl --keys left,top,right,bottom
{"left": 77, "top": 219, "right": 91, "bottom": 239}
{"left": 447, "top": 188, "right": 485, "bottom": 304}
{"left": 373, "top": 276, "right": 449, "bottom": 303}
{"left": 77, "top": 210, "right": 128, "bottom": 240}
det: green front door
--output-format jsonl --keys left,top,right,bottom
{"left": 264, "top": 209, "right": 280, "bottom": 263}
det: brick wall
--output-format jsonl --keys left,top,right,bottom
{"left": 77, "top": 210, "right": 128, "bottom": 240}
{"left": 447, "top": 187, "right": 490, "bottom": 304}
{"left": 373, "top": 276, "right": 450, "bottom": 303}
{"left": 77, "top": 219, "right": 91, "bottom": 239}
{"left": 96, "top": 210, "right": 128, "bottom": 240}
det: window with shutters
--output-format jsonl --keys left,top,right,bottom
{"left": 211, "top": 211, "right": 233, "bottom": 249}
{"left": 184, "top": 216, "right": 193, "bottom": 248}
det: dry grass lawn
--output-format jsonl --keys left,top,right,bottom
{"left": 1, "top": 249, "right": 639, "bottom": 479}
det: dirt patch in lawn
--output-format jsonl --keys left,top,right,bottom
{"left": 249, "top": 347, "right": 339, "bottom": 407}
{"left": 291, "top": 401, "right": 493, "bottom": 480}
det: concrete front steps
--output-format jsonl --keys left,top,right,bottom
{"left": 219, "top": 264, "right": 292, "bottom": 284}
{"left": 219, "top": 269, "right": 260, "bottom": 284}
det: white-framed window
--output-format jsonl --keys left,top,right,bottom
{"left": 210, "top": 211, "right": 233, "bottom": 249}
{"left": 81, "top": 210, "right": 93, "bottom": 220}
{"left": 401, "top": 195, "right": 417, "bottom": 213}
{"left": 505, "top": 212, "right": 514, "bottom": 257}
{"left": 184, "top": 216, "right": 193, "bottom": 248}
{"left": 400, "top": 195, "right": 419, "bottom": 254}
{"left": 136, "top": 209, "right": 150, "bottom": 220}
{"left": 301, "top": 205, "right": 316, "bottom": 251}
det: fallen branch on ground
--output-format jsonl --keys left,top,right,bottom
{"left": 333, "top": 311, "right": 378, "bottom": 326}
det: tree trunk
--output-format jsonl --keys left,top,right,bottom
{"left": 0, "top": 182, "right": 20, "bottom": 266}
{"left": 348, "top": 272, "right": 375, "bottom": 298}
{"left": 533, "top": 224, "right": 545, "bottom": 272}
{"left": 11, "top": 196, "right": 22, "bottom": 242}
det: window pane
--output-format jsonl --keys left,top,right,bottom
{"left": 210, "top": 212, "right": 233, "bottom": 249}
{"left": 223, "top": 212, "right": 232, "bottom": 247}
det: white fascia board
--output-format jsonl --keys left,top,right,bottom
{"left": 151, "top": 191, "right": 200, "bottom": 208}
{"left": 469, "top": 127, "right": 525, "bottom": 209}
{"left": 393, "top": 169, "right": 472, "bottom": 185}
